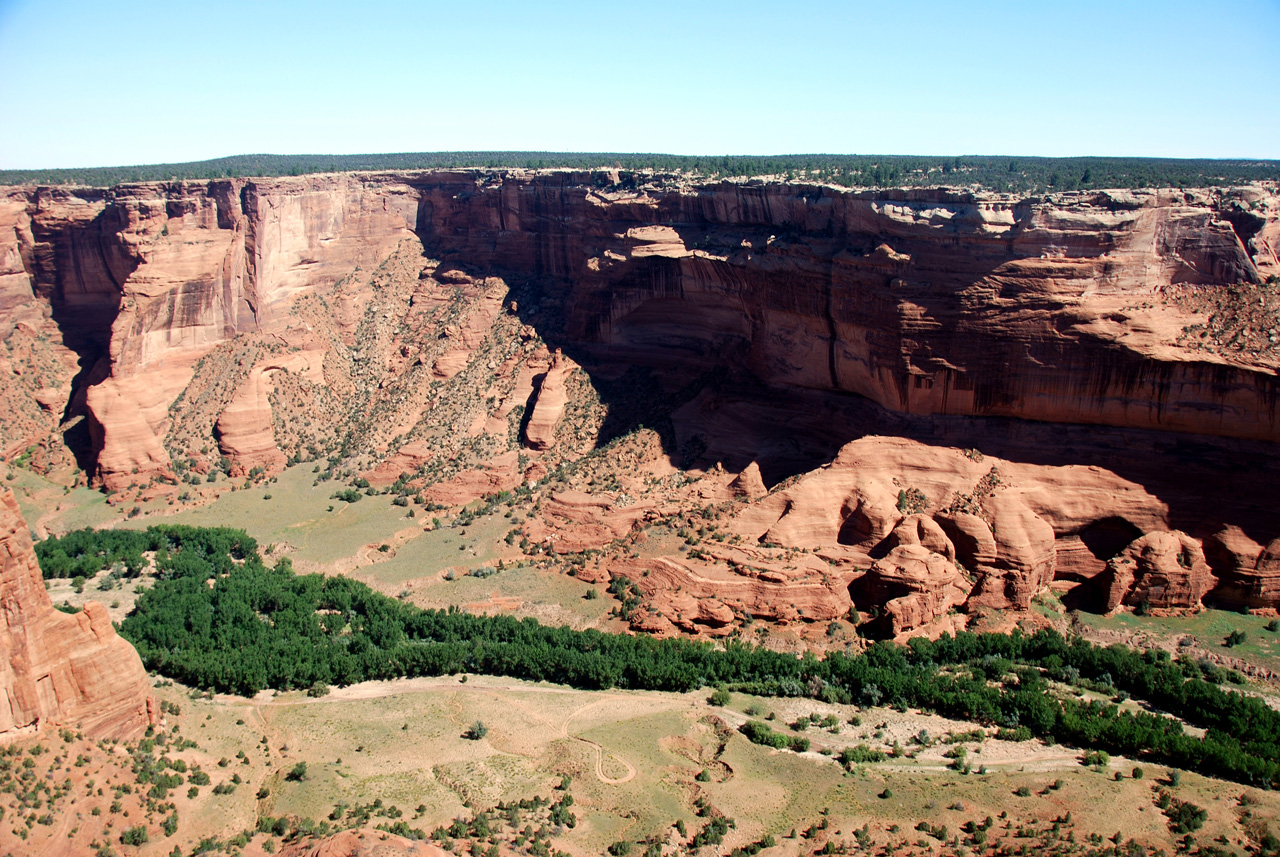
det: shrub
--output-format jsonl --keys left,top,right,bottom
{"left": 838, "top": 744, "right": 886, "bottom": 767}
{"left": 464, "top": 721, "right": 488, "bottom": 740}
{"left": 996, "top": 726, "right": 1032, "bottom": 742}
{"left": 285, "top": 762, "right": 307, "bottom": 782}
{"left": 739, "top": 721, "right": 788, "bottom": 749}
{"left": 708, "top": 689, "right": 731, "bottom": 707}
{"left": 121, "top": 825, "right": 149, "bottom": 846}
{"left": 1164, "top": 798, "right": 1207, "bottom": 833}
{"left": 1082, "top": 750, "right": 1110, "bottom": 768}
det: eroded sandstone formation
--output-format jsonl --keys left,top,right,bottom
{"left": 524, "top": 349, "right": 573, "bottom": 450}
{"left": 721, "top": 433, "right": 1258, "bottom": 632}
{"left": 1104, "top": 531, "right": 1217, "bottom": 611}
{"left": 1, "top": 171, "right": 1278, "bottom": 637}
{"left": 417, "top": 176, "right": 1279, "bottom": 442}
{"left": 0, "top": 489, "right": 154, "bottom": 739}
{"left": 2, "top": 174, "right": 1277, "bottom": 490}
{"left": 279, "top": 828, "right": 447, "bottom": 857}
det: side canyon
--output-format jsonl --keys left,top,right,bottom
{"left": 2, "top": 170, "right": 1278, "bottom": 639}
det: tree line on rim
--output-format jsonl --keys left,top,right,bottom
{"left": 3, "top": 153, "right": 1277, "bottom": 192}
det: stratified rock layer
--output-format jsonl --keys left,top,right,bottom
{"left": 418, "top": 177, "right": 1280, "bottom": 442}
{"left": 1, "top": 172, "right": 1278, "bottom": 634}
{"left": 4, "top": 175, "right": 1278, "bottom": 493}
{"left": 279, "top": 828, "right": 448, "bottom": 857}
{"left": 728, "top": 434, "right": 1242, "bottom": 631}
{"left": 0, "top": 489, "right": 154, "bottom": 739}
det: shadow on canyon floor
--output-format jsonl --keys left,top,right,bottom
{"left": 492, "top": 272, "right": 1280, "bottom": 590}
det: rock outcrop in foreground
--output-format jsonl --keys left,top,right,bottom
{"left": 279, "top": 828, "right": 447, "bottom": 857}
{"left": 0, "top": 489, "right": 154, "bottom": 739}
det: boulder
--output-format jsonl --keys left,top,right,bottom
{"left": 885, "top": 514, "right": 956, "bottom": 562}
{"left": 728, "top": 461, "right": 767, "bottom": 500}
{"left": 934, "top": 512, "right": 997, "bottom": 571}
{"left": 967, "top": 494, "right": 1058, "bottom": 610}
{"left": 856, "top": 544, "right": 972, "bottom": 636}
{"left": 1105, "top": 530, "right": 1216, "bottom": 611}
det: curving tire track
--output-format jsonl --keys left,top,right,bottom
{"left": 562, "top": 699, "right": 637, "bottom": 785}
{"left": 249, "top": 679, "right": 639, "bottom": 785}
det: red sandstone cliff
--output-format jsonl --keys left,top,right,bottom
{"left": 417, "top": 177, "right": 1279, "bottom": 441}
{"left": 0, "top": 489, "right": 154, "bottom": 739}
{"left": 1, "top": 171, "right": 1278, "bottom": 632}
{"left": 2, "top": 174, "right": 1277, "bottom": 493}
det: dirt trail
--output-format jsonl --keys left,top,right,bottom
{"left": 327, "top": 523, "right": 427, "bottom": 576}
{"left": 563, "top": 699, "right": 638, "bottom": 785}
{"left": 232, "top": 675, "right": 1102, "bottom": 782}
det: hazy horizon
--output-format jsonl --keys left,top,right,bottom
{"left": 5, "top": 149, "right": 1280, "bottom": 175}
{"left": 2, "top": 0, "right": 1278, "bottom": 169}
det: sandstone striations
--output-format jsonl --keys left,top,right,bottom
{"left": 1104, "top": 530, "right": 1217, "bottom": 612}
{"left": 3, "top": 175, "right": 1276, "bottom": 488}
{"left": 1, "top": 171, "right": 1279, "bottom": 637}
{"left": 0, "top": 489, "right": 154, "bottom": 739}
{"left": 417, "top": 177, "right": 1280, "bottom": 441}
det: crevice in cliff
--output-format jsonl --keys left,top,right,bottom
{"left": 28, "top": 202, "right": 135, "bottom": 479}
{"left": 1220, "top": 205, "right": 1265, "bottom": 262}
{"left": 239, "top": 182, "right": 262, "bottom": 328}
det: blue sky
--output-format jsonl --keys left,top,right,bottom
{"left": 1, "top": 0, "right": 1277, "bottom": 168}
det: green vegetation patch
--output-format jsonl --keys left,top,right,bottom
{"left": 35, "top": 525, "right": 1280, "bottom": 792}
